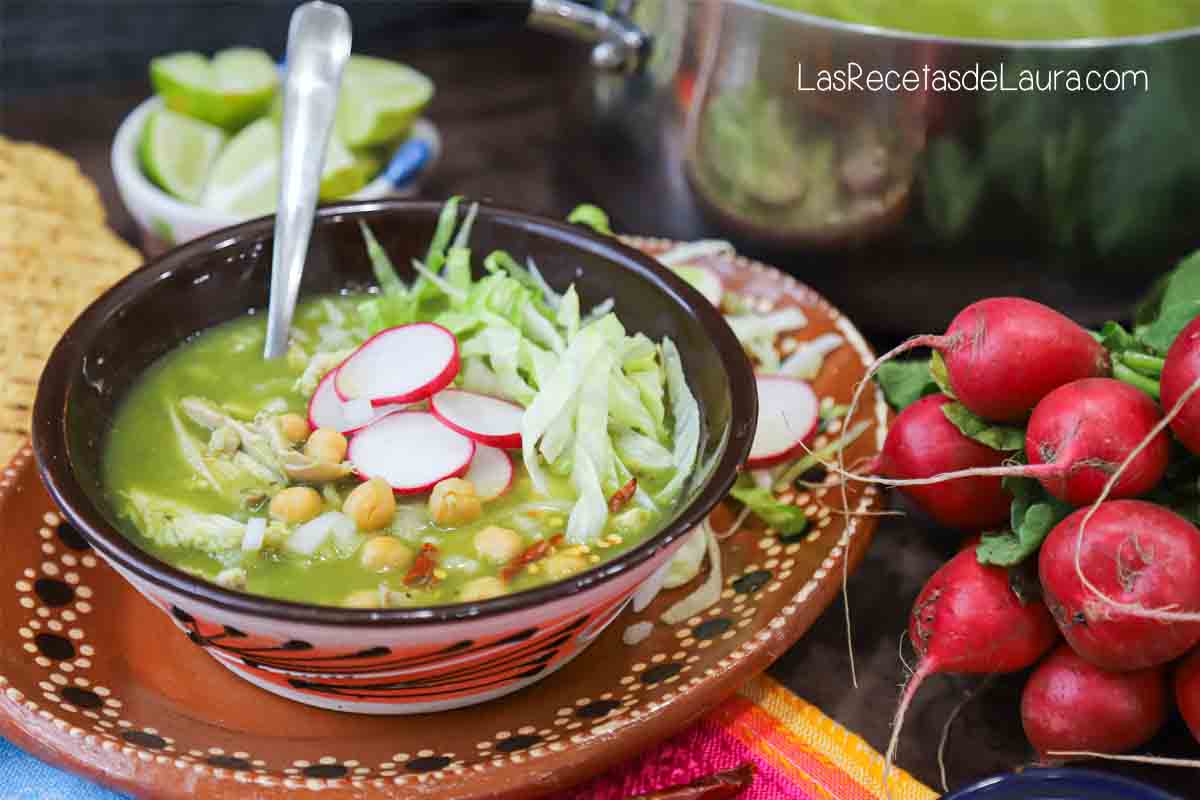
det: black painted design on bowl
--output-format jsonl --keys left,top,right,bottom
{"left": 34, "top": 632, "right": 74, "bottom": 660}
{"left": 406, "top": 755, "right": 451, "bottom": 772}
{"left": 693, "top": 618, "right": 732, "bottom": 640}
{"left": 207, "top": 754, "right": 252, "bottom": 770}
{"left": 56, "top": 521, "right": 90, "bottom": 551}
{"left": 122, "top": 730, "right": 167, "bottom": 749}
{"left": 732, "top": 570, "right": 771, "bottom": 595}
{"left": 34, "top": 578, "right": 73, "bottom": 607}
{"left": 575, "top": 699, "right": 620, "bottom": 719}
{"left": 641, "top": 662, "right": 682, "bottom": 685}
{"left": 60, "top": 686, "right": 102, "bottom": 709}
{"left": 495, "top": 734, "right": 542, "bottom": 753}
{"left": 282, "top": 618, "right": 590, "bottom": 699}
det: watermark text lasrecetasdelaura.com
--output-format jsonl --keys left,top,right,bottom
{"left": 798, "top": 62, "right": 1149, "bottom": 93}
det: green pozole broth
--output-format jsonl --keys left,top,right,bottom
{"left": 102, "top": 296, "right": 677, "bottom": 607}
{"left": 764, "top": 0, "right": 1200, "bottom": 39}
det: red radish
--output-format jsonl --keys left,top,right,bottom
{"left": 349, "top": 411, "right": 475, "bottom": 495}
{"left": 1039, "top": 501, "right": 1200, "bottom": 671}
{"left": 934, "top": 298, "right": 1110, "bottom": 422}
{"left": 848, "top": 298, "right": 1108, "bottom": 435}
{"left": 430, "top": 389, "right": 523, "bottom": 449}
{"left": 464, "top": 444, "right": 515, "bottom": 502}
{"left": 838, "top": 379, "right": 1170, "bottom": 510}
{"left": 1160, "top": 315, "right": 1200, "bottom": 454}
{"left": 335, "top": 323, "right": 459, "bottom": 406}
{"left": 1021, "top": 643, "right": 1167, "bottom": 757}
{"left": 307, "top": 370, "right": 406, "bottom": 434}
{"left": 1025, "top": 378, "right": 1170, "bottom": 506}
{"left": 747, "top": 375, "right": 818, "bottom": 468}
{"left": 884, "top": 543, "right": 1059, "bottom": 781}
{"left": 1176, "top": 648, "right": 1200, "bottom": 744}
{"left": 875, "top": 394, "right": 1011, "bottom": 530}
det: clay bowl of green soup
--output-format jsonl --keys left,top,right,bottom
{"left": 33, "top": 199, "right": 755, "bottom": 714}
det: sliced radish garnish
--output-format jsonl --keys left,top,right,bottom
{"left": 349, "top": 411, "right": 475, "bottom": 495}
{"left": 430, "top": 389, "right": 523, "bottom": 449}
{"left": 747, "top": 375, "right": 819, "bottom": 468}
{"left": 335, "top": 323, "right": 459, "bottom": 406}
{"left": 464, "top": 444, "right": 515, "bottom": 501}
{"left": 307, "top": 371, "right": 405, "bottom": 434}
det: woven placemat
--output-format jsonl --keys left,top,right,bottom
{"left": 0, "top": 138, "right": 141, "bottom": 459}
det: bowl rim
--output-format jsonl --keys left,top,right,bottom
{"left": 33, "top": 199, "right": 757, "bottom": 627}
{"left": 942, "top": 766, "right": 1182, "bottom": 800}
{"left": 110, "top": 96, "right": 440, "bottom": 232}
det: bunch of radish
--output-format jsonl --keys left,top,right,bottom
{"left": 845, "top": 250, "right": 1200, "bottom": 787}
{"left": 307, "top": 321, "right": 520, "bottom": 500}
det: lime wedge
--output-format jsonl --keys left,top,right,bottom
{"left": 334, "top": 56, "right": 433, "bottom": 148}
{"left": 352, "top": 147, "right": 385, "bottom": 186}
{"left": 140, "top": 108, "right": 226, "bottom": 203}
{"left": 150, "top": 48, "right": 279, "bottom": 130}
{"left": 320, "top": 135, "right": 372, "bottom": 200}
{"left": 202, "top": 118, "right": 371, "bottom": 214}
{"left": 201, "top": 118, "right": 279, "bottom": 215}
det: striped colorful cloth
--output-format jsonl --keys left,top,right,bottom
{"left": 564, "top": 675, "right": 936, "bottom": 800}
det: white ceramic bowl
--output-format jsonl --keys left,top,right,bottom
{"left": 111, "top": 96, "right": 441, "bottom": 252}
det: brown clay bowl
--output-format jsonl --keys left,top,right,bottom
{"left": 31, "top": 200, "right": 756, "bottom": 714}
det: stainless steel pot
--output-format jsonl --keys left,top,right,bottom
{"left": 527, "top": 0, "right": 1200, "bottom": 333}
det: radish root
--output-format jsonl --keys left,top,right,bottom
{"left": 882, "top": 661, "right": 932, "bottom": 800}
{"left": 1046, "top": 751, "right": 1200, "bottom": 768}
{"left": 896, "top": 630, "right": 917, "bottom": 676}
{"left": 818, "top": 457, "right": 1060, "bottom": 489}
{"left": 838, "top": 337, "right": 946, "bottom": 691}
{"left": 938, "top": 675, "right": 995, "bottom": 791}
{"left": 1072, "top": 374, "right": 1200, "bottom": 622}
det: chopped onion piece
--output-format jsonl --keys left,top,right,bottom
{"left": 633, "top": 560, "right": 672, "bottom": 612}
{"left": 750, "top": 468, "right": 775, "bottom": 490}
{"left": 287, "top": 511, "right": 349, "bottom": 555}
{"left": 241, "top": 517, "right": 267, "bottom": 552}
{"left": 623, "top": 621, "right": 654, "bottom": 646}
{"left": 779, "top": 333, "right": 844, "bottom": 380}
{"left": 660, "top": 524, "right": 722, "bottom": 625}
{"left": 656, "top": 239, "right": 734, "bottom": 267}
{"left": 329, "top": 512, "right": 359, "bottom": 552}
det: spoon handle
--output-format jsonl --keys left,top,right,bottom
{"left": 264, "top": 1, "right": 352, "bottom": 359}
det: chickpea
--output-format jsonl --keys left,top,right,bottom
{"left": 342, "top": 588, "right": 382, "bottom": 608}
{"left": 360, "top": 536, "right": 414, "bottom": 573}
{"left": 344, "top": 479, "right": 396, "bottom": 531}
{"left": 279, "top": 413, "right": 310, "bottom": 444}
{"left": 269, "top": 486, "right": 322, "bottom": 524}
{"left": 459, "top": 576, "right": 506, "bottom": 602}
{"left": 428, "top": 478, "right": 482, "bottom": 526}
{"left": 473, "top": 525, "right": 523, "bottom": 563}
{"left": 304, "top": 427, "right": 348, "bottom": 464}
{"left": 542, "top": 552, "right": 589, "bottom": 581}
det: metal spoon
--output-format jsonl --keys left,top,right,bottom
{"left": 263, "top": 1, "right": 352, "bottom": 359}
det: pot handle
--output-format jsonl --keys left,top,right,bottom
{"left": 525, "top": 0, "right": 649, "bottom": 72}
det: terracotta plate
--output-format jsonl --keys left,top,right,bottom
{"left": 0, "top": 243, "right": 887, "bottom": 798}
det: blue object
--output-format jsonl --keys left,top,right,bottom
{"left": 0, "top": 737, "right": 127, "bottom": 799}
{"left": 945, "top": 767, "right": 1182, "bottom": 800}
{"left": 383, "top": 137, "right": 431, "bottom": 188}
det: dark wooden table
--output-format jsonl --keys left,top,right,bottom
{"left": 5, "top": 29, "right": 1197, "bottom": 799}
